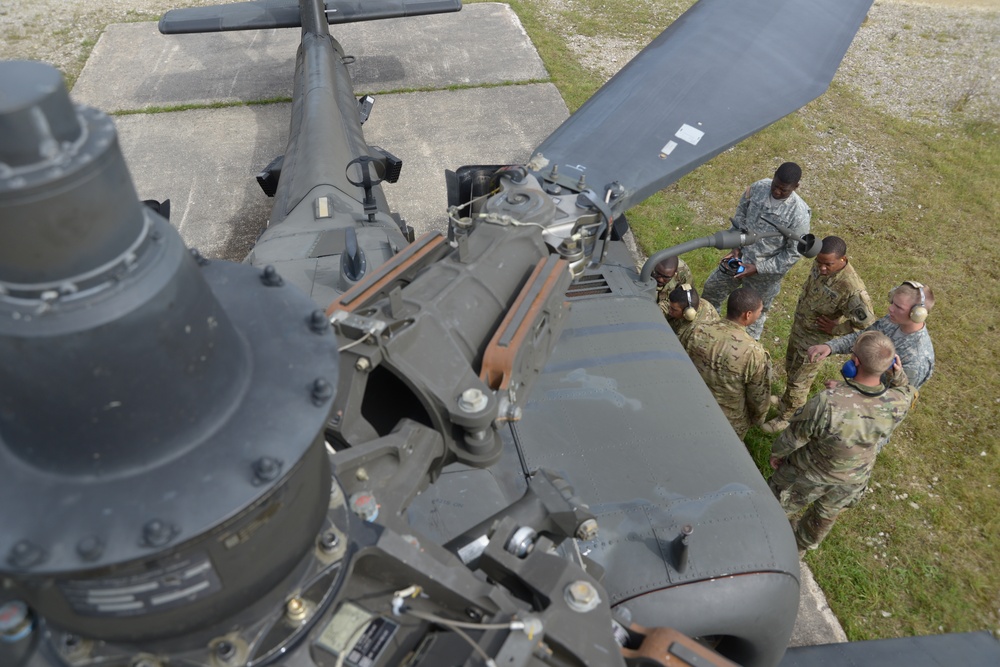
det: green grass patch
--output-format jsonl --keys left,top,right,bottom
{"left": 502, "top": 0, "right": 605, "bottom": 111}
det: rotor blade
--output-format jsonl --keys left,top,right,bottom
{"left": 160, "top": 0, "right": 461, "bottom": 34}
{"left": 529, "top": 0, "right": 873, "bottom": 215}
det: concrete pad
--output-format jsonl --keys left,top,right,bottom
{"left": 72, "top": 3, "right": 548, "bottom": 111}
{"left": 114, "top": 105, "right": 286, "bottom": 261}
{"left": 364, "top": 84, "right": 570, "bottom": 237}
{"left": 789, "top": 562, "right": 849, "bottom": 647}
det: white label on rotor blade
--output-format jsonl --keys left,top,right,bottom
{"left": 660, "top": 140, "right": 678, "bottom": 157}
{"left": 675, "top": 123, "right": 704, "bottom": 145}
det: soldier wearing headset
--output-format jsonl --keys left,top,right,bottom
{"left": 807, "top": 281, "right": 935, "bottom": 389}
{"left": 664, "top": 282, "right": 719, "bottom": 351}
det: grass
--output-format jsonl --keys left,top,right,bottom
{"left": 496, "top": 0, "right": 1000, "bottom": 644}
{"left": 112, "top": 96, "right": 294, "bottom": 116}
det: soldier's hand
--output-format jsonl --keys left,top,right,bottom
{"left": 814, "top": 315, "right": 839, "bottom": 334}
{"left": 807, "top": 344, "right": 832, "bottom": 363}
{"left": 737, "top": 263, "right": 757, "bottom": 279}
{"left": 769, "top": 456, "right": 783, "bottom": 470}
{"left": 824, "top": 379, "right": 839, "bottom": 390}
{"left": 723, "top": 249, "right": 740, "bottom": 261}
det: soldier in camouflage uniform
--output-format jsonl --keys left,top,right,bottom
{"left": 762, "top": 237, "right": 876, "bottom": 433}
{"left": 808, "top": 282, "right": 935, "bottom": 389}
{"left": 653, "top": 255, "right": 693, "bottom": 317}
{"left": 702, "top": 162, "right": 812, "bottom": 340}
{"left": 665, "top": 282, "right": 719, "bottom": 351}
{"left": 687, "top": 288, "right": 771, "bottom": 439}
{"left": 769, "top": 331, "right": 917, "bottom": 552}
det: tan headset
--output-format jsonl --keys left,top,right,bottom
{"left": 902, "top": 280, "right": 929, "bottom": 323}
{"left": 681, "top": 284, "right": 697, "bottom": 322}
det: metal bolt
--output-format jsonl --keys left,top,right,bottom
{"left": 355, "top": 467, "right": 369, "bottom": 481}
{"left": 214, "top": 640, "right": 237, "bottom": 662}
{"left": 311, "top": 378, "right": 334, "bottom": 405}
{"left": 564, "top": 580, "right": 600, "bottom": 613}
{"left": 286, "top": 598, "right": 308, "bottom": 623}
{"left": 260, "top": 265, "right": 284, "bottom": 287}
{"left": 142, "top": 520, "right": 176, "bottom": 548}
{"left": 465, "top": 607, "right": 483, "bottom": 621}
{"left": 355, "top": 357, "right": 371, "bottom": 372}
{"left": 253, "top": 456, "right": 283, "bottom": 483}
{"left": 575, "top": 519, "right": 599, "bottom": 542}
{"left": 577, "top": 174, "right": 586, "bottom": 189}
{"left": 319, "top": 531, "right": 339, "bottom": 552}
{"left": 458, "top": 387, "right": 488, "bottom": 413}
{"left": 7, "top": 541, "right": 46, "bottom": 569}
{"left": 308, "top": 309, "right": 329, "bottom": 333}
{"left": 76, "top": 536, "right": 104, "bottom": 562}
{"left": 505, "top": 526, "right": 537, "bottom": 558}
{"left": 60, "top": 634, "right": 82, "bottom": 652}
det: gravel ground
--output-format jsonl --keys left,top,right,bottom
{"left": 550, "top": 0, "right": 1000, "bottom": 125}
{"left": 1, "top": 1, "right": 997, "bottom": 124}
{"left": 842, "top": 2, "right": 999, "bottom": 123}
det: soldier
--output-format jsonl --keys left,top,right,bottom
{"left": 702, "top": 162, "right": 812, "bottom": 340}
{"left": 769, "top": 331, "right": 918, "bottom": 552}
{"left": 653, "top": 255, "right": 693, "bottom": 318}
{"left": 665, "top": 282, "right": 719, "bottom": 351}
{"left": 807, "top": 281, "right": 935, "bottom": 389}
{"left": 686, "top": 288, "right": 771, "bottom": 439}
{"left": 762, "top": 236, "right": 876, "bottom": 434}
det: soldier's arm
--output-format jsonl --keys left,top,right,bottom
{"left": 907, "top": 335, "right": 935, "bottom": 388}
{"left": 755, "top": 204, "right": 811, "bottom": 276}
{"left": 832, "top": 289, "right": 877, "bottom": 336}
{"left": 826, "top": 327, "right": 863, "bottom": 355}
{"left": 886, "top": 384, "right": 920, "bottom": 440}
{"left": 745, "top": 351, "right": 772, "bottom": 426}
{"left": 772, "top": 392, "right": 828, "bottom": 459}
{"left": 885, "top": 356, "right": 911, "bottom": 389}
{"left": 731, "top": 185, "right": 753, "bottom": 230}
